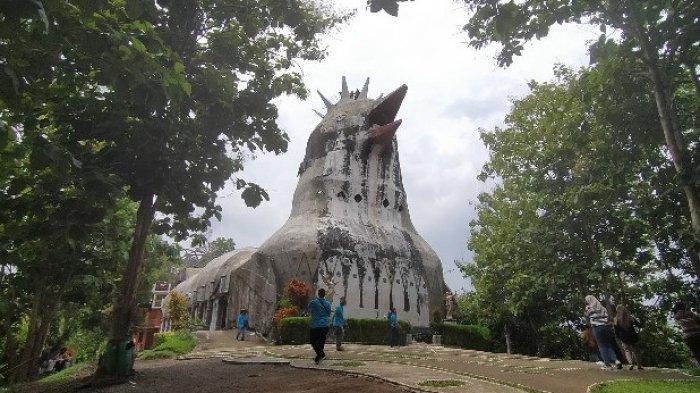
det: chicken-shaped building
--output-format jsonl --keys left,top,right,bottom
{"left": 172, "top": 78, "right": 446, "bottom": 333}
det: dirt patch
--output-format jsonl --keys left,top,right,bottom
{"left": 14, "top": 358, "right": 411, "bottom": 393}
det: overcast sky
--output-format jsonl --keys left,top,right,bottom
{"left": 206, "top": 0, "right": 600, "bottom": 292}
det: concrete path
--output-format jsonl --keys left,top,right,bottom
{"left": 292, "top": 359, "right": 524, "bottom": 393}
{"left": 184, "top": 331, "right": 698, "bottom": 393}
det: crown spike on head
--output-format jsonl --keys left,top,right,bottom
{"left": 341, "top": 76, "right": 350, "bottom": 98}
{"left": 317, "top": 90, "right": 333, "bottom": 109}
{"left": 359, "top": 77, "right": 370, "bottom": 99}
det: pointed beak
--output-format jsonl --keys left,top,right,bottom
{"left": 370, "top": 119, "right": 402, "bottom": 144}
{"left": 368, "top": 84, "right": 407, "bottom": 127}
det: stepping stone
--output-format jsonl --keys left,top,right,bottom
{"left": 222, "top": 356, "right": 290, "bottom": 365}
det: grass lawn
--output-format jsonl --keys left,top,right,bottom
{"left": 137, "top": 330, "right": 197, "bottom": 360}
{"left": 418, "top": 380, "right": 465, "bottom": 388}
{"left": 592, "top": 380, "right": 700, "bottom": 393}
{"left": 37, "top": 363, "right": 91, "bottom": 384}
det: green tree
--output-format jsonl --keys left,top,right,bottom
{"left": 183, "top": 236, "right": 236, "bottom": 266}
{"left": 2, "top": 0, "right": 341, "bottom": 378}
{"left": 1, "top": 0, "right": 345, "bottom": 379}
{"left": 463, "top": 0, "right": 700, "bottom": 279}
{"left": 467, "top": 53, "right": 697, "bottom": 361}
{"left": 370, "top": 0, "right": 700, "bottom": 280}
{"left": 167, "top": 292, "right": 190, "bottom": 331}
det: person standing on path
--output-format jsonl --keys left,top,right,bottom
{"left": 672, "top": 301, "right": 700, "bottom": 364}
{"left": 236, "top": 309, "right": 249, "bottom": 341}
{"left": 333, "top": 297, "right": 346, "bottom": 351}
{"left": 585, "top": 295, "right": 621, "bottom": 369}
{"left": 309, "top": 288, "right": 331, "bottom": 364}
{"left": 614, "top": 305, "right": 643, "bottom": 370}
{"left": 387, "top": 307, "right": 399, "bottom": 347}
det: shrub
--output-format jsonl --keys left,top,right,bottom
{"left": 637, "top": 318, "right": 691, "bottom": 368}
{"left": 279, "top": 317, "right": 310, "bottom": 344}
{"left": 284, "top": 279, "right": 311, "bottom": 310}
{"left": 274, "top": 306, "right": 299, "bottom": 327}
{"left": 278, "top": 317, "right": 411, "bottom": 346}
{"left": 537, "top": 324, "right": 587, "bottom": 360}
{"left": 153, "top": 331, "right": 174, "bottom": 348}
{"left": 430, "top": 322, "right": 444, "bottom": 335}
{"left": 344, "top": 319, "right": 410, "bottom": 345}
{"left": 168, "top": 291, "right": 190, "bottom": 330}
{"left": 277, "top": 296, "right": 293, "bottom": 309}
{"left": 437, "top": 323, "right": 491, "bottom": 351}
{"left": 152, "top": 330, "right": 196, "bottom": 354}
{"left": 66, "top": 327, "right": 107, "bottom": 363}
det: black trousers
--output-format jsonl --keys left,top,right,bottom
{"left": 310, "top": 327, "right": 329, "bottom": 359}
{"left": 389, "top": 326, "right": 400, "bottom": 347}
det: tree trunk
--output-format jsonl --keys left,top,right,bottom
{"left": 503, "top": 324, "right": 512, "bottom": 354}
{"left": 10, "top": 285, "right": 60, "bottom": 382}
{"left": 112, "top": 193, "right": 155, "bottom": 340}
{"left": 98, "top": 193, "right": 155, "bottom": 377}
{"left": 628, "top": 9, "right": 700, "bottom": 280}
{"left": 687, "top": 63, "right": 700, "bottom": 100}
{"left": 526, "top": 313, "right": 541, "bottom": 357}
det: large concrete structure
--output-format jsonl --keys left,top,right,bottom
{"left": 171, "top": 78, "right": 446, "bottom": 331}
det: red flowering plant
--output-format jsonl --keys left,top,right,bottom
{"left": 273, "top": 306, "right": 299, "bottom": 326}
{"left": 284, "top": 278, "right": 311, "bottom": 311}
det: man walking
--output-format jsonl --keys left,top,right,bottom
{"left": 333, "top": 297, "right": 347, "bottom": 351}
{"left": 236, "top": 309, "right": 249, "bottom": 341}
{"left": 388, "top": 307, "right": 399, "bottom": 347}
{"left": 309, "top": 288, "right": 331, "bottom": 364}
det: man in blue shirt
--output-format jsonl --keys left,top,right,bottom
{"left": 236, "top": 309, "right": 249, "bottom": 341}
{"left": 387, "top": 307, "right": 399, "bottom": 347}
{"left": 333, "top": 297, "right": 347, "bottom": 351}
{"left": 308, "top": 288, "right": 331, "bottom": 364}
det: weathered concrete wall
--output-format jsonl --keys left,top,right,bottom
{"left": 170, "top": 248, "right": 277, "bottom": 332}
{"left": 257, "top": 79, "right": 446, "bottom": 327}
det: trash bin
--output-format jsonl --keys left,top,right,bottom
{"left": 99, "top": 339, "right": 135, "bottom": 377}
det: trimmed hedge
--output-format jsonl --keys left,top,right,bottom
{"left": 278, "top": 317, "right": 411, "bottom": 345}
{"left": 279, "top": 317, "right": 310, "bottom": 345}
{"left": 434, "top": 323, "right": 491, "bottom": 351}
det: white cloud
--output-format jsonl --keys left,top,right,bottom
{"left": 207, "top": 0, "right": 600, "bottom": 293}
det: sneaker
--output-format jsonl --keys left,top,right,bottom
{"left": 336, "top": 347, "right": 344, "bottom": 352}
{"left": 314, "top": 355, "right": 320, "bottom": 364}
{"left": 318, "top": 354, "right": 326, "bottom": 364}
{"left": 615, "top": 361, "right": 622, "bottom": 370}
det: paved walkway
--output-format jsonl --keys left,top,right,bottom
{"left": 185, "top": 331, "right": 698, "bottom": 393}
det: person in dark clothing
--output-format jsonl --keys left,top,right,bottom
{"left": 581, "top": 324, "right": 601, "bottom": 363}
{"left": 387, "top": 307, "right": 399, "bottom": 347}
{"left": 308, "top": 288, "right": 331, "bottom": 364}
{"left": 614, "top": 305, "right": 642, "bottom": 370}
{"left": 672, "top": 301, "right": 700, "bottom": 364}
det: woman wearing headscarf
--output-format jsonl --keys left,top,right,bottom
{"left": 585, "top": 295, "right": 622, "bottom": 369}
{"left": 614, "top": 305, "right": 642, "bottom": 370}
